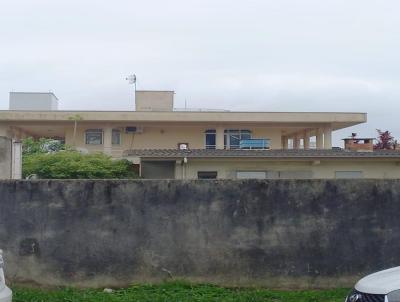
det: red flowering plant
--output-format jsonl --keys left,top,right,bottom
{"left": 374, "top": 129, "right": 396, "bottom": 150}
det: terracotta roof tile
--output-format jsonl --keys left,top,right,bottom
{"left": 125, "top": 149, "right": 400, "bottom": 159}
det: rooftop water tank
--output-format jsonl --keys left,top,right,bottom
{"left": 9, "top": 92, "right": 59, "bottom": 111}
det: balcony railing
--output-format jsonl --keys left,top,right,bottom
{"left": 239, "top": 139, "right": 270, "bottom": 150}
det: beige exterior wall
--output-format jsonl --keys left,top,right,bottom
{"left": 177, "top": 159, "right": 400, "bottom": 179}
{"left": 0, "top": 125, "right": 12, "bottom": 138}
{"left": 0, "top": 124, "right": 36, "bottom": 140}
{"left": 135, "top": 91, "right": 174, "bottom": 111}
{"left": 252, "top": 128, "right": 282, "bottom": 149}
{"left": 65, "top": 124, "right": 283, "bottom": 157}
{"left": 0, "top": 110, "right": 367, "bottom": 152}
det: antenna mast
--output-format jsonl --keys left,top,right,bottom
{"left": 126, "top": 74, "right": 137, "bottom": 110}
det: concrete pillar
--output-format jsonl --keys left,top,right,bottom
{"left": 303, "top": 130, "right": 310, "bottom": 149}
{"left": 216, "top": 127, "right": 225, "bottom": 149}
{"left": 293, "top": 135, "right": 301, "bottom": 149}
{"left": 175, "top": 160, "right": 183, "bottom": 179}
{"left": 103, "top": 127, "right": 112, "bottom": 155}
{"left": 0, "top": 137, "right": 12, "bottom": 179}
{"left": 324, "top": 127, "right": 332, "bottom": 149}
{"left": 12, "top": 140, "right": 22, "bottom": 179}
{"left": 282, "top": 136, "right": 288, "bottom": 149}
{"left": 130, "top": 157, "right": 142, "bottom": 177}
{"left": 316, "top": 128, "right": 324, "bottom": 149}
{"left": 176, "top": 157, "right": 188, "bottom": 179}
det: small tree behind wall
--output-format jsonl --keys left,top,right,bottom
{"left": 68, "top": 114, "right": 83, "bottom": 147}
{"left": 374, "top": 129, "right": 395, "bottom": 150}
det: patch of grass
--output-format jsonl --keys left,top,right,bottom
{"left": 12, "top": 281, "right": 350, "bottom": 302}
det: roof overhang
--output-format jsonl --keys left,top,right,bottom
{"left": 0, "top": 110, "right": 367, "bottom": 131}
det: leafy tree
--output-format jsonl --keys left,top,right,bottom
{"left": 374, "top": 129, "right": 395, "bottom": 150}
{"left": 23, "top": 151, "right": 139, "bottom": 179}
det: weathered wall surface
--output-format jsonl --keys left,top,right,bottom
{"left": 0, "top": 137, "right": 11, "bottom": 179}
{"left": 183, "top": 159, "right": 400, "bottom": 179}
{"left": 0, "top": 179, "right": 400, "bottom": 289}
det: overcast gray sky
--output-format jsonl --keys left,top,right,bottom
{"left": 1, "top": 0, "right": 399, "bottom": 146}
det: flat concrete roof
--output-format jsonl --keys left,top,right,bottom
{"left": 343, "top": 138, "right": 375, "bottom": 140}
{"left": 0, "top": 110, "right": 366, "bottom": 130}
{"left": 9, "top": 91, "right": 59, "bottom": 100}
{"left": 135, "top": 90, "right": 175, "bottom": 92}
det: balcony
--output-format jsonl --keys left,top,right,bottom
{"left": 239, "top": 139, "right": 270, "bottom": 150}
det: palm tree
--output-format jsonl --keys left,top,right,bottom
{"left": 68, "top": 114, "right": 83, "bottom": 147}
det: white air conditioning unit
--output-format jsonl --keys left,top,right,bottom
{"left": 125, "top": 126, "right": 143, "bottom": 134}
{"left": 178, "top": 143, "right": 189, "bottom": 150}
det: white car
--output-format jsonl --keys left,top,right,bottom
{"left": 0, "top": 250, "right": 12, "bottom": 302}
{"left": 346, "top": 267, "right": 400, "bottom": 302}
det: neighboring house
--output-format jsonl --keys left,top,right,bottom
{"left": 0, "top": 90, "right": 399, "bottom": 179}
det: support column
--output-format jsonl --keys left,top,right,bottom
{"left": 303, "top": 130, "right": 310, "bottom": 149}
{"left": 293, "top": 135, "right": 301, "bottom": 149}
{"left": 316, "top": 128, "right": 324, "bottom": 149}
{"left": 216, "top": 127, "right": 225, "bottom": 149}
{"left": 103, "top": 127, "right": 113, "bottom": 155}
{"left": 282, "top": 136, "right": 288, "bottom": 149}
{"left": 12, "top": 140, "right": 22, "bottom": 179}
{"left": 175, "top": 160, "right": 183, "bottom": 179}
{"left": 324, "top": 127, "right": 332, "bottom": 149}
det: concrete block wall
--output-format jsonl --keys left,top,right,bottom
{"left": 0, "top": 137, "right": 12, "bottom": 179}
{"left": 0, "top": 179, "right": 400, "bottom": 288}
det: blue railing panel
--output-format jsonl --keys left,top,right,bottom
{"left": 239, "top": 139, "right": 270, "bottom": 149}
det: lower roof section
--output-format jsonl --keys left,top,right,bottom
{"left": 125, "top": 149, "right": 400, "bottom": 159}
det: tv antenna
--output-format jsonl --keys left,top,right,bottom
{"left": 126, "top": 74, "right": 137, "bottom": 110}
{"left": 126, "top": 74, "right": 136, "bottom": 89}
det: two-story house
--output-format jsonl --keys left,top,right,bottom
{"left": 1, "top": 91, "right": 399, "bottom": 179}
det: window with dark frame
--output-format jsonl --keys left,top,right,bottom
{"left": 205, "top": 129, "right": 216, "bottom": 149}
{"left": 335, "top": 171, "right": 363, "bottom": 179}
{"left": 224, "top": 129, "right": 251, "bottom": 149}
{"left": 112, "top": 129, "right": 121, "bottom": 145}
{"left": 198, "top": 171, "right": 218, "bottom": 179}
{"left": 85, "top": 129, "right": 103, "bottom": 145}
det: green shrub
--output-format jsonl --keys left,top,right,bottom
{"left": 22, "top": 137, "right": 66, "bottom": 155}
{"left": 23, "top": 151, "right": 138, "bottom": 179}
